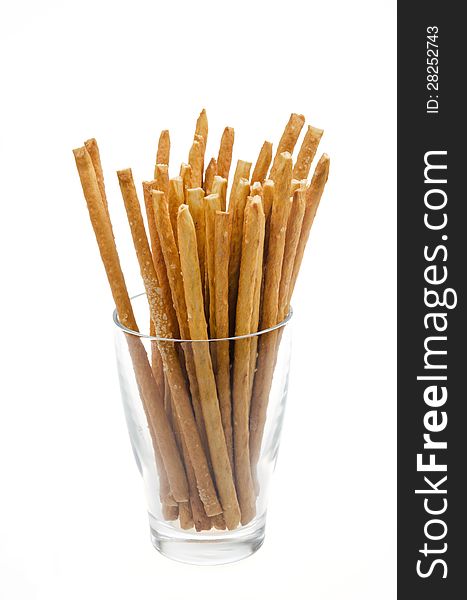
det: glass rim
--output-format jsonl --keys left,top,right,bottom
{"left": 113, "top": 292, "right": 293, "bottom": 342}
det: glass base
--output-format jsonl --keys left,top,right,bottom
{"left": 149, "top": 515, "right": 266, "bottom": 565}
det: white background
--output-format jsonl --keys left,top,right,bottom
{"left": 0, "top": 1, "right": 396, "bottom": 598}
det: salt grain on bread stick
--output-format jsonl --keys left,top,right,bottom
{"left": 233, "top": 196, "right": 265, "bottom": 524}
{"left": 292, "top": 124, "right": 323, "bottom": 180}
{"left": 118, "top": 169, "right": 222, "bottom": 517}
{"left": 288, "top": 154, "right": 330, "bottom": 302}
{"left": 156, "top": 129, "right": 171, "bottom": 168}
{"left": 277, "top": 189, "right": 306, "bottom": 321}
{"left": 214, "top": 210, "right": 234, "bottom": 468}
{"left": 204, "top": 193, "right": 221, "bottom": 339}
{"left": 73, "top": 147, "right": 189, "bottom": 503}
{"left": 251, "top": 141, "right": 273, "bottom": 184}
{"left": 269, "top": 113, "right": 305, "bottom": 179}
{"left": 228, "top": 178, "right": 250, "bottom": 335}
{"left": 249, "top": 153, "right": 293, "bottom": 469}
{"left": 167, "top": 177, "right": 185, "bottom": 245}
{"left": 178, "top": 205, "right": 241, "bottom": 529}
{"left": 204, "top": 157, "right": 217, "bottom": 195}
{"left": 217, "top": 126, "right": 235, "bottom": 180}
{"left": 211, "top": 175, "right": 227, "bottom": 212}
{"left": 188, "top": 139, "right": 204, "bottom": 188}
{"left": 84, "top": 138, "right": 109, "bottom": 218}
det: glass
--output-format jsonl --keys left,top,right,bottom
{"left": 113, "top": 293, "right": 293, "bottom": 565}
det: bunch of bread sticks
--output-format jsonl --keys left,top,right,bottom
{"left": 73, "top": 110, "right": 330, "bottom": 531}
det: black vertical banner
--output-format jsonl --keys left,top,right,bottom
{"left": 398, "top": 3, "right": 466, "bottom": 598}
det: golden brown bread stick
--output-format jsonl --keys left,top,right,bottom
{"left": 211, "top": 175, "right": 228, "bottom": 211}
{"left": 204, "top": 193, "right": 221, "bottom": 339}
{"left": 217, "top": 126, "right": 235, "bottom": 180}
{"left": 288, "top": 154, "right": 330, "bottom": 301}
{"left": 269, "top": 113, "right": 305, "bottom": 179}
{"left": 214, "top": 210, "right": 233, "bottom": 468}
{"left": 292, "top": 125, "right": 323, "bottom": 180}
{"left": 204, "top": 157, "right": 217, "bottom": 195}
{"left": 258, "top": 152, "right": 293, "bottom": 330}
{"left": 227, "top": 159, "right": 251, "bottom": 210}
{"left": 251, "top": 141, "right": 273, "bottom": 185}
{"left": 154, "top": 163, "right": 169, "bottom": 197}
{"left": 233, "top": 196, "right": 265, "bottom": 524}
{"left": 178, "top": 205, "right": 241, "bottom": 530}
{"left": 188, "top": 139, "right": 204, "bottom": 188}
{"left": 180, "top": 163, "right": 193, "bottom": 196}
{"left": 167, "top": 177, "right": 185, "bottom": 246}
{"left": 186, "top": 188, "right": 206, "bottom": 303}
{"left": 142, "top": 181, "right": 180, "bottom": 339}
{"left": 249, "top": 153, "right": 293, "bottom": 468}
{"left": 118, "top": 169, "right": 222, "bottom": 516}
{"left": 277, "top": 189, "right": 306, "bottom": 321}
{"left": 227, "top": 178, "right": 250, "bottom": 335}
{"left": 195, "top": 108, "right": 208, "bottom": 146}
{"left": 84, "top": 138, "right": 109, "bottom": 218}
{"left": 156, "top": 129, "right": 170, "bottom": 167}
{"left": 248, "top": 198, "right": 266, "bottom": 400}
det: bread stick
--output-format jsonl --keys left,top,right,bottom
{"left": 195, "top": 108, "right": 208, "bottom": 146}
{"left": 228, "top": 178, "right": 250, "bottom": 335}
{"left": 167, "top": 177, "right": 185, "bottom": 246}
{"left": 178, "top": 205, "right": 241, "bottom": 529}
{"left": 278, "top": 189, "right": 306, "bottom": 321}
{"left": 249, "top": 153, "right": 292, "bottom": 469}
{"left": 142, "top": 181, "right": 180, "bottom": 339}
{"left": 251, "top": 141, "right": 273, "bottom": 185}
{"left": 156, "top": 129, "right": 170, "bottom": 167}
{"left": 227, "top": 159, "right": 251, "bottom": 210}
{"left": 186, "top": 188, "right": 207, "bottom": 303}
{"left": 180, "top": 162, "right": 193, "bottom": 196}
{"left": 118, "top": 168, "right": 222, "bottom": 517}
{"left": 269, "top": 113, "right": 305, "bottom": 179}
{"left": 292, "top": 124, "right": 323, "bottom": 180}
{"left": 214, "top": 210, "right": 233, "bottom": 468}
{"left": 154, "top": 163, "right": 169, "bottom": 197}
{"left": 188, "top": 139, "right": 204, "bottom": 188}
{"left": 84, "top": 138, "right": 109, "bottom": 218}
{"left": 289, "top": 154, "right": 330, "bottom": 301}
{"left": 211, "top": 175, "right": 227, "bottom": 212}
{"left": 217, "top": 126, "right": 235, "bottom": 180}
{"left": 204, "top": 157, "right": 217, "bottom": 195}
{"left": 233, "top": 196, "right": 265, "bottom": 524}
{"left": 204, "top": 193, "right": 221, "bottom": 339}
